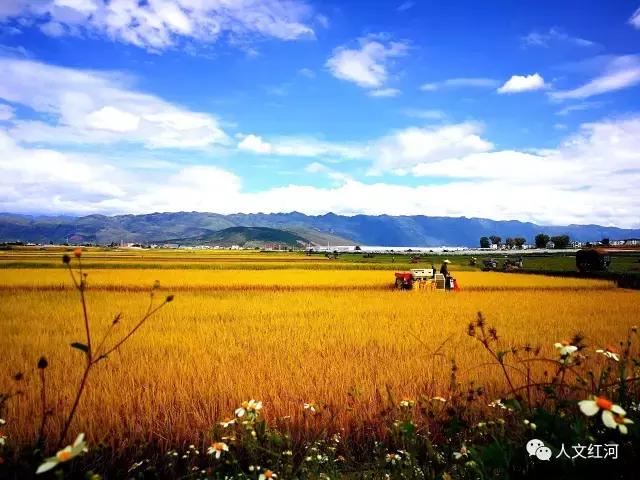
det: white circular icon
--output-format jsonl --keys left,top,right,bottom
{"left": 536, "top": 446, "right": 552, "bottom": 461}
{"left": 526, "top": 439, "right": 552, "bottom": 461}
{"left": 526, "top": 439, "right": 544, "bottom": 456}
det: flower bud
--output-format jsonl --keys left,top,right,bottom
{"left": 37, "top": 356, "right": 48, "bottom": 369}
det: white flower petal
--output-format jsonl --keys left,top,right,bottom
{"left": 36, "top": 459, "right": 59, "bottom": 474}
{"left": 73, "top": 433, "right": 85, "bottom": 447}
{"left": 619, "top": 424, "right": 628, "bottom": 435}
{"left": 602, "top": 410, "right": 617, "bottom": 428}
{"left": 611, "top": 404, "right": 626, "bottom": 416}
{"left": 579, "top": 400, "right": 599, "bottom": 416}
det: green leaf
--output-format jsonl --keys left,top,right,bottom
{"left": 70, "top": 342, "right": 89, "bottom": 354}
{"left": 502, "top": 398, "right": 521, "bottom": 411}
{"left": 400, "top": 421, "right": 416, "bottom": 435}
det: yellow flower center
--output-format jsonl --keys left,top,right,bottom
{"left": 595, "top": 397, "right": 613, "bottom": 410}
{"left": 57, "top": 450, "right": 72, "bottom": 462}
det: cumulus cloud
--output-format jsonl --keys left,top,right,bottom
{"left": 420, "top": 78, "right": 499, "bottom": 91}
{"left": 237, "top": 134, "right": 364, "bottom": 159}
{"left": 630, "top": 7, "right": 640, "bottom": 29}
{"left": 2, "top": 115, "right": 640, "bottom": 227}
{"left": 326, "top": 35, "right": 408, "bottom": 89}
{"left": 497, "top": 73, "right": 547, "bottom": 94}
{"left": 0, "top": 57, "right": 228, "bottom": 148}
{"left": 0, "top": 0, "right": 316, "bottom": 51}
{"left": 521, "top": 28, "right": 597, "bottom": 48}
{"left": 238, "top": 134, "right": 273, "bottom": 154}
{"left": 550, "top": 55, "right": 640, "bottom": 100}
{"left": 408, "top": 117, "right": 640, "bottom": 190}
{"left": 370, "top": 123, "right": 493, "bottom": 174}
{"left": 239, "top": 123, "right": 494, "bottom": 174}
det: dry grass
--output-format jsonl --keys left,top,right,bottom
{"left": 0, "top": 268, "right": 614, "bottom": 291}
{"left": 0, "top": 260, "right": 637, "bottom": 454}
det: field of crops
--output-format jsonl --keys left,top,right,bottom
{"left": 1, "top": 249, "right": 639, "bottom": 459}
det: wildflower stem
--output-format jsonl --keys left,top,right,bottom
{"left": 100, "top": 300, "right": 169, "bottom": 358}
{"left": 77, "top": 259, "right": 92, "bottom": 362}
{"left": 37, "top": 367, "right": 47, "bottom": 443}
{"left": 58, "top": 362, "right": 91, "bottom": 447}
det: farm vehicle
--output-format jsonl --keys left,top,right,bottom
{"left": 394, "top": 268, "right": 458, "bottom": 291}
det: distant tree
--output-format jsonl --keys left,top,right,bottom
{"left": 480, "top": 236, "right": 491, "bottom": 248}
{"left": 551, "top": 235, "right": 571, "bottom": 249}
{"left": 354, "top": 245, "right": 361, "bottom": 251}
{"left": 601, "top": 238, "right": 610, "bottom": 246}
{"left": 535, "top": 233, "right": 550, "bottom": 249}
{"left": 489, "top": 235, "right": 502, "bottom": 246}
{"left": 514, "top": 237, "right": 526, "bottom": 249}
{"left": 505, "top": 237, "right": 516, "bottom": 249}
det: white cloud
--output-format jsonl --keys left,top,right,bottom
{"left": 370, "top": 123, "right": 493, "bottom": 174}
{"left": 239, "top": 123, "right": 493, "bottom": 175}
{"left": 555, "top": 101, "right": 602, "bottom": 116}
{"left": 2, "top": 116, "right": 640, "bottom": 227}
{"left": 497, "top": 73, "right": 547, "bottom": 94}
{"left": 0, "top": 0, "right": 316, "bottom": 51}
{"left": 304, "top": 161, "right": 351, "bottom": 182}
{"left": 368, "top": 88, "right": 400, "bottom": 98}
{"left": 304, "top": 161, "right": 327, "bottom": 173}
{"left": 238, "top": 134, "right": 273, "bottom": 154}
{"left": 521, "top": 28, "right": 597, "bottom": 48}
{"left": 550, "top": 55, "right": 640, "bottom": 100}
{"left": 420, "top": 78, "right": 499, "bottom": 91}
{"left": 409, "top": 116, "right": 640, "bottom": 187}
{"left": 0, "top": 57, "right": 228, "bottom": 148}
{"left": 0, "top": 103, "right": 14, "bottom": 120}
{"left": 237, "top": 134, "right": 364, "bottom": 159}
{"left": 326, "top": 35, "right": 408, "bottom": 89}
{"left": 630, "top": 7, "right": 640, "bottom": 29}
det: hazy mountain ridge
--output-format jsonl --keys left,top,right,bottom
{"left": 164, "top": 226, "right": 311, "bottom": 247}
{"left": 1, "top": 212, "right": 639, "bottom": 247}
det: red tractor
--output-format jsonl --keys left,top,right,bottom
{"left": 394, "top": 269, "right": 435, "bottom": 290}
{"left": 394, "top": 272, "right": 414, "bottom": 289}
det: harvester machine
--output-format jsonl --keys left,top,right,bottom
{"left": 394, "top": 268, "right": 446, "bottom": 290}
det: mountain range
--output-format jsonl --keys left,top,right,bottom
{"left": 1, "top": 212, "right": 639, "bottom": 247}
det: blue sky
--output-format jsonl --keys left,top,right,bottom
{"left": 0, "top": 1, "right": 639, "bottom": 227}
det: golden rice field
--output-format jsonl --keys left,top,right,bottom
{"left": 1, "top": 251, "right": 639, "bottom": 455}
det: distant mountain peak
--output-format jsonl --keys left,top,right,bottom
{"left": 1, "top": 212, "right": 638, "bottom": 247}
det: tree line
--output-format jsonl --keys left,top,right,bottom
{"left": 479, "top": 234, "right": 571, "bottom": 249}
